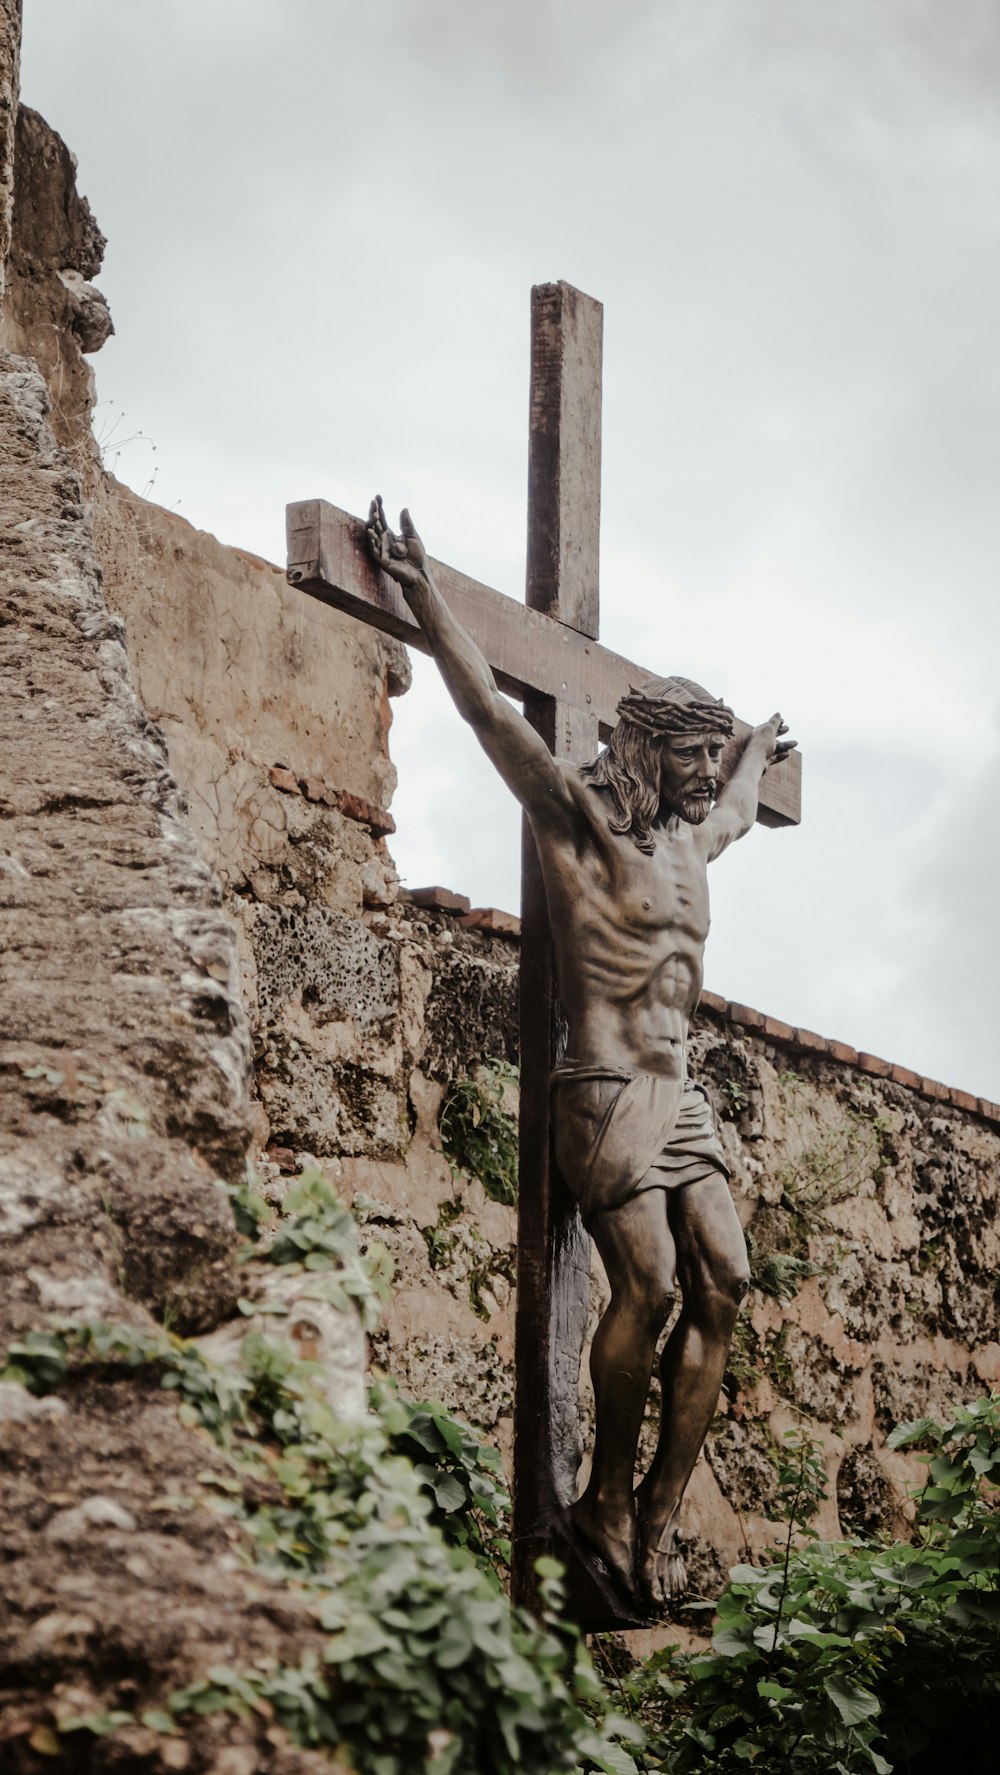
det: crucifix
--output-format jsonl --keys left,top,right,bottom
{"left": 287, "top": 282, "right": 800, "bottom": 1630}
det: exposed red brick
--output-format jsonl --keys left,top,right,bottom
{"left": 728, "top": 1002, "right": 764, "bottom": 1031}
{"left": 698, "top": 990, "right": 728, "bottom": 1015}
{"left": 268, "top": 765, "right": 300, "bottom": 795}
{"left": 857, "top": 1052, "right": 891, "bottom": 1078}
{"left": 979, "top": 1098, "right": 1000, "bottom": 1124}
{"left": 460, "top": 907, "right": 521, "bottom": 937}
{"left": 920, "top": 1077, "right": 949, "bottom": 1102}
{"left": 300, "top": 776, "right": 327, "bottom": 802}
{"left": 948, "top": 1087, "right": 978, "bottom": 1115}
{"left": 827, "top": 1040, "right": 859, "bottom": 1064}
{"left": 793, "top": 1027, "right": 827, "bottom": 1053}
{"left": 335, "top": 790, "right": 396, "bottom": 836}
{"left": 889, "top": 1064, "right": 922, "bottom": 1091}
{"left": 762, "top": 1016, "right": 795, "bottom": 1043}
{"left": 406, "top": 885, "right": 472, "bottom": 914}
{"left": 266, "top": 1144, "right": 297, "bottom": 1174}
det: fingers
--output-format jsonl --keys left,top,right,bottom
{"left": 366, "top": 497, "right": 426, "bottom": 572}
{"left": 400, "top": 507, "right": 424, "bottom": 551}
{"left": 399, "top": 506, "right": 426, "bottom": 566}
{"left": 367, "top": 494, "right": 404, "bottom": 566}
{"left": 365, "top": 495, "right": 385, "bottom": 565}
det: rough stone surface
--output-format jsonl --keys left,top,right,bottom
{"left": 0, "top": 354, "right": 252, "bottom": 1342}
{"left": 0, "top": 3, "right": 20, "bottom": 300}
{"left": 0, "top": 348, "right": 356, "bottom": 1769}
{"left": 0, "top": 105, "right": 111, "bottom": 457}
{"left": 0, "top": 1374, "right": 343, "bottom": 1774}
{"left": 198, "top": 1266, "right": 367, "bottom": 1421}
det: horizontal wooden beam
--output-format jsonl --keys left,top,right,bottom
{"left": 286, "top": 498, "right": 800, "bottom": 827}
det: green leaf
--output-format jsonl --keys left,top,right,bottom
{"left": 713, "top": 1628, "right": 754, "bottom": 1657}
{"left": 758, "top": 1681, "right": 797, "bottom": 1702}
{"left": 432, "top": 1473, "right": 468, "bottom": 1513}
{"left": 823, "top": 1676, "right": 880, "bottom": 1726}
{"left": 887, "top": 1415, "right": 938, "bottom": 1450}
{"left": 140, "top": 1709, "right": 178, "bottom": 1735}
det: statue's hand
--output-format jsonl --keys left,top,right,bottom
{"left": 755, "top": 712, "right": 797, "bottom": 770}
{"left": 367, "top": 496, "right": 430, "bottom": 600}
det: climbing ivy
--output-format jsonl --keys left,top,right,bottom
{"left": 1, "top": 1172, "right": 637, "bottom": 1775}
{"left": 374, "top": 1379, "right": 512, "bottom": 1577}
{"left": 439, "top": 1059, "right": 519, "bottom": 1205}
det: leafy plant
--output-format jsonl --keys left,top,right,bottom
{"left": 600, "top": 1398, "right": 1000, "bottom": 1773}
{"left": 257, "top": 1168, "right": 393, "bottom": 1331}
{"left": 439, "top": 1060, "right": 519, "bottom": 1206}
{"left": 719, "top": 1077, "right": 750, "bottom": 1117}
{"left": 374, "top": 1380, "right": 512, "bottom": 1576}
{"left": 2, "top": 1172, "right": 639, "bottom": 1775}
{"left": 749, "top": 1243, "right": 821, "bottom": 1304}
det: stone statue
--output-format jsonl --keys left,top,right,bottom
{"left": 367, "top": 497, "right": 796, "bottom": 1610}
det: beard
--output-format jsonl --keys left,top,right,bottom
{"left": 663, "top": 781, "right": 717, "bottom": 825}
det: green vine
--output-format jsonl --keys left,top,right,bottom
{"left": 439, "top": 1060, "right": 519, "bottom": 1206}
{"left": 1, "top": 1172, "right": 637, "bottom": 1775}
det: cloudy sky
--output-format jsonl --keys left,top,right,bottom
{"left": 23, "top": 1, "right": 1000, "bottom": 1099}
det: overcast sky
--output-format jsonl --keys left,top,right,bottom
{"left": 22, "top": 1, "right": 1000, "bottom": 1099}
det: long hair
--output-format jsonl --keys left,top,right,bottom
{"left": 581, "top": 676, "right": 735, "bottom": 851}
{"left": 581, "top": 721, "right": 664, "bottom": 853}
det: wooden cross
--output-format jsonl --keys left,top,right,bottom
{"left": 286, "top": 282, "right": 800, "bottom": 1629}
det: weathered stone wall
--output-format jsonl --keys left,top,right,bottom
{"left": 0, "top": 88, "right": 363, "bottom": 1769}
{"left": 646, "top": 997, "right": 1000, "bottom": 1625}
{"left": 0, "top": 354, "right": 348, "bottom": 1773}
{"left": 313, "top": 905, "right": 1000, "bottom": 1635}
{"left": 88, "top": 481, "right": 414, "bottom": 1157}
{"left": 0, "top": 352, "right": 251, "bottom": 1333}
{"left": 0, "top": 3, "right": 20, "bottom": 300}
{"left": 0, "top": 104, "right": 112, "bottom": 455}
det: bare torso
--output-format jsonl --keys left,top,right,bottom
{"left": 535, "top": 766, "right": 710, "bottom": 1081}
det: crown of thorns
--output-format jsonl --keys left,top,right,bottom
{"left": 616, "top": 686, "right": 735, "bottom": 738}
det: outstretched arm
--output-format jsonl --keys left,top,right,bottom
{"left": 698, "top": 714, "right": 797, "bottom": 862}
{"left": 367, "top": 499, "right": 575, "bottom": 829}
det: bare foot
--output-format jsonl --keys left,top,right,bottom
{"left": 637, "top": 1518, "right": 688, "bottom": 1609}
{"left": 570, "top": 1491, "right": 636, "bottom": 1595}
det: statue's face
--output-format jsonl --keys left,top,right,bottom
{"left": 659, "top": 730, "right": 727, "bottom": 824}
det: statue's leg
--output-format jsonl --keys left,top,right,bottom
{"left": 635, "top": 1175, "right": 750, "bottom": 1606}
{"left": 572, "top": 1190, "right": 677, "bottom": 1595}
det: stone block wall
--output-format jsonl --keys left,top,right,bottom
{"left": 0, "top": 352, "right": 346, "bottom": 1772}
{"left": 306, "top": 901, "right": 1000, "bottom": 1625}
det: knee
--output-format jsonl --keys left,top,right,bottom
{"left": 721, "top": 1263, "right": 753, "bottom": 1320}
{"left": 615, "top": 1276, "right": 676, "bottom": 1334}
{"left": 702, "top": 1259, "right": 751, "bottom": 1327}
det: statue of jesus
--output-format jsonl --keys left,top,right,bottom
{"left": 368, "top": 498, "right": 796, "bottom": 1610}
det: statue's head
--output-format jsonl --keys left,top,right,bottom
{"left": 582, "top": 675, "right": 734, "bottom": 851}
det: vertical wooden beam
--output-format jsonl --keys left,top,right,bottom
{"left": 513, "top": 283, "right": 605, "bottom": 1618}
{"left": 525, "top": 282, "right": 603, "bottom": 640}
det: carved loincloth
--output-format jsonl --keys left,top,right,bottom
{"left": 550, "top": 1062, "right": 729, "bottom": 1226}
